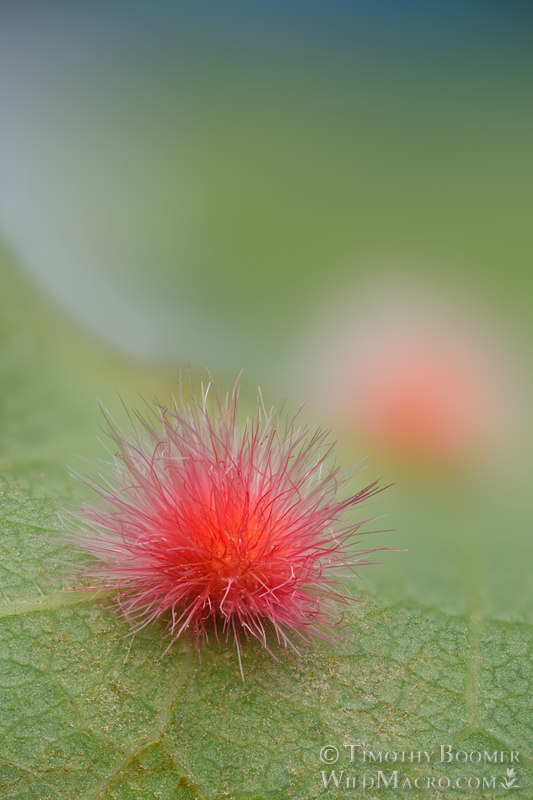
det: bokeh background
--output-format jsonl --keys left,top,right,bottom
{"left": 1, "top": 1, "right": 532, "bottom": 623}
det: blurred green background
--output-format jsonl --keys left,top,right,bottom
{"left": 1, "top": 1, "right": 532, "bottom": 622}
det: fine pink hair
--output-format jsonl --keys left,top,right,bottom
{"left": 68, "top": 378, "right": 388, "bottom": 675}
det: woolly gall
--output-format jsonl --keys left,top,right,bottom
{"left": 67, "top": 377, "right": 391, "bottom": 677}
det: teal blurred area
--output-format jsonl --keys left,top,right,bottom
{"left": 0, "top": 2, "right": 531, "bottom": 619}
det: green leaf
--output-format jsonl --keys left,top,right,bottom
{"left": 0, "top": 250, "right": 531, "bottom": 799}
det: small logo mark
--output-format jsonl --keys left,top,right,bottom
{"left": 500, "top": 767, "right": 519, "bottom": 789}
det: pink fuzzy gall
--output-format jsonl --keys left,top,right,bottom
{"left": 68, "top": 378, "right": 389, "bottom": 675}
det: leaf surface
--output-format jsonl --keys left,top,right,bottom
{"left": 0, "top": 251, "right": 531, "bottom": 799}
